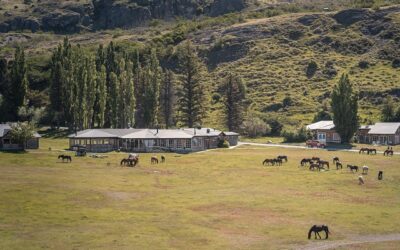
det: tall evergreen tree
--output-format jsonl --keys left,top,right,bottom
{"left": 176, "top": 41, "right": 206, "bottom": 127}
{"left": 381, "top": 96, "right": 396, "bottom": 122}
{"left": 7, "top": 46, "right": 29, "bottom": 121}
{"left": 109, "top": 72, "right": 120, "bottom": 128}
{"left": 331, "top": 74, "right": 359, "bottom": 143}
{"left": 160, "top": 69, "right": 176, "bottom": 128}
{"left": 223, "top": 73, "right": 246, "bottom": 131}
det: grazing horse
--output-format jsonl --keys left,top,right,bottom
{"left": 308, "top": 225, "right": 329, "bottom": 240}
{"left": 151, "top": 156, "right": 159, "bottom": 164}
{"left": 274, "top": 158, "right": 283, "bottom": 166}
{"left": 318, "top": 160, "right": 330, "bottom": 170}
{"left": 362, "top": 165, "right": 369, "bottom": 175}
{"left": 312, "top": 157, "right": 320, "bottom": 162}
{"left": 384, "top": 149, "right": 394, "bottom": 156}
{"left": 277, "top": 155, "right": 288, "bottom": 162}
{"left": 301, "top": 158, "right": 312, "bottom": 166}
{"left": 333, "top": 157, "right": 340, "bottom": 164}
{"left": 58, "top": 155, "right": 72, "bottom": 163}
{"left": 336, "top": 162, "right": 343, "bottom": 170}
{"left": 368, "top": 149, "right": 377, "bottom": 155}
{"left": 263, "top": 159, "right": 275, "bottom": 166}
{"left": 309, "top": 163, "right": 320, "bottom": 171}
{"left": 347, "top": 165, "right": 359, "bottom": 173}
{"left": 359, "top": 148, "right": 369, "bottom": 154}
{"left": 120, "top": 157, "right": 139, "bottom": 167}
{"left": 161, "top": 155, "right": 166, "bottom": 163}
{"left": 378, "top": 171, "right": 383, "bottom": 180}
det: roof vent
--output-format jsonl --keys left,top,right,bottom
{"left": 207, "top": 128, "right": 210, "bottom": 134}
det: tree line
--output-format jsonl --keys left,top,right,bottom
{"left": 0, "top": 39, "right": 247, "bottom": 132}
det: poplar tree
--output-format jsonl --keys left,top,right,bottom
{"left": 223, "top": 73, "right": 246, "bottom": 131}
{"left": 331, "top": 74, "right": 359, "bottom": 143}
{"left": 96, "top": 66, "right": 107, "bottom": 127}
{"left": 176, "top": 41, "right": 206, "bottom": 128}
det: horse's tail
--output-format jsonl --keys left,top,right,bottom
{"left": 308, "top": 227, "right": 314, "bottom": 239}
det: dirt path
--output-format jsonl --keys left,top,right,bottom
{"left": 299, "top": 233, "right": 400, "bottom": 250}
{"left": 238, "top": 142, "right": 400, "bottom": 155}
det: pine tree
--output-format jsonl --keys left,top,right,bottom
{"left": 223, "top": 73, "right": 246, "bottom": 131}
{"left": 160, "top": 69, "right": 176, "bottom": 128}
{"left": 331, "top": 74, "right": 359, "bottom": 143}
{"left": 176, "top": 41, "right": 206, "bottom": 128}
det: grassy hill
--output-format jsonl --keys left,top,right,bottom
{"left": 0, "top": 1, "right": 400, "bottom": 130}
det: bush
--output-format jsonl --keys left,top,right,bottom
{"left": 267, "top": 119, "right": 283, "bottom": 136}
{"left": 217, "top": 139, "right": 230, "bottom": 148}
{"left": 358, "top": 60, "right": 369, "bottom": 69}
{"left": 282, "top": 127, "right": 310, "bottom": 143}
{"left": 282, "top": 96, "right": 293, "bottom": 107}
{"left": 306, "top": 60, "right": 318, "bottom": 78}
{"left": 241, "top": 116, "right": 271, "bottom": 138}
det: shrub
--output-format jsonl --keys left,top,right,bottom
{"left": 241, "top": 116, "right": 271, "bottom": 138}
{"left": 217, "top": 139, "right": 230, "bottom": 148}
{"left": 282, "top": 96, "right": 293, "bottom": 107}
{"left": 392, "top": 58, "right": 400, "bottom": 68}
{"left": 306, "top": 60, "right": 318, "bottom": 78}
{"left": 358, "top": 60, "right": 369, "bottom": 69}
{"left": 282, "top": 127, "right": 310, "bottom": 143}
{"left": 267, "top": 119, "right": 283, "bottom": 136}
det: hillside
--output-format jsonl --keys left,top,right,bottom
{"left": 0, "top": 0, "right": 400, "bottom": 130}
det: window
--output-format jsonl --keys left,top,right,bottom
{"left": 169, "top": 139, "right": 174, "bottom": 148}
{"left": 318, "top": 133, "right": 326, "bottom": 140}
{"left": 160, "top": 139, "right": 166, "bottom": 147}
{"left": 185, "top": 139, "right": 192, "bottom": 149}
{"left": 3, "top": 139, "right": 10, "bottom": 144}
{"left": 176, "top": 140, "right": 182, "bottom": 148}
{"left": 104, "top": 139, "right": 109, "bottom": 144}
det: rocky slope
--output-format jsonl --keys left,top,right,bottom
{"left": 0, "top": 0, "right": 247, "bottom": 33}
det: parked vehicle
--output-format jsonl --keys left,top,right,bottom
{"left": 306, "top": 140, "right": 326, "bottom": 148}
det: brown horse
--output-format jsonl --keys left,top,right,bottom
{"left": 318, "top": 160, "right": 330, "bottom": 170}
{"left": 368, "top": 148, "right": 377, "bottom": 155}
{"left": 300, "top": 158, "right": 312, "bottom": 166}
{"left": 308, "top": 225, "right": 329, "bottom": 239}
{"left": 336, "top": 161, "right": 343, "bottom": 170}
{"left": 384, "top": 149, "right": 394, "bottom": 156}
{"left": 151, "top": 156, "right": 159, "bottom": 164}
{"left": 309, "top": 163, "right": 320, "bottom": 171}
{"left": 359, "top": 148, "right": 369, "bottom": 154}
{"left": 263, "top": 159, "right": 275, "bottom": 166}
{"left": 120, "top": 157, "right": 139, "bottom": 167}
{"left": 58, "top": 155, "right": 72, "bottom": 163}
{"left": 161, "top": 155, "right": 166, "bottom": 163}
{"left": 333, "top": 157, "right": 340, "bottom": 164}
{"left": 347, "top": 165, "right": 359, "bottom": 173}
{"left": 277, "top": 155, "right": 288, "bottom": 162}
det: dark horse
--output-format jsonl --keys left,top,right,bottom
{"left": 336, "top": 161, "right": 343, "bottom": 170}
{"left": 333, "top": 157, "right": 340, "bottom": 164}
{"left": 161, "top": 155, "right": 166, "bottom": 163}
{"left": 263, "top": 159, "right": 275, "bottom": 166}
{"left": 359, "top": 148, "right": 370, "bottom": 154}
{"left": 384, "top": 149, "right": 394, "bottom": 156}
{"left": 277, "top": 155, "right": 288, "bottom": 162}
{"left": 58, "top": 155, "right": 72, "bottom": 162}
{"left": 308, "top": 225, "right": 329, "bottom": 239}
{"left": 120, "top": 157, "right": 139, "bottom": 167}
{"left": 347, "top": 164, "right": 359, "bottom": 173}
{"left": 318, "top": 160, "right": 330, "bottom": 170}
{"left": 300, "top": 158, "right": 312, "bottom": 166}
{"left": 151, "top": 156, "right": 159, "bottom": 164}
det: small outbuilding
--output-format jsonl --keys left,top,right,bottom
{"left": 357, "top": 122, "right": 400, "bottom": 145}
{"left": 0, "top": 124, "right": 41, "bottom": 150}
{"left": 306, "top": 121, "right": 342, "bottom": 144}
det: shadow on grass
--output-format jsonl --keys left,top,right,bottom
{"left": 0, "top": 150, "right": 29, "bottom": 154}
{"left": 326, "top": 143, "right": 355, "bottom": 150}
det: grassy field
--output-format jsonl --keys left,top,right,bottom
{"left": 0, "top": 139, "right": 399, "bottom": 249}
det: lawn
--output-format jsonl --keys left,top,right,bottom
{"left": 0, "top": 139, "right": 399, "bottom": 249}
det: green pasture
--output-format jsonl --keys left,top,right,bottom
{"left": 0, "top": 139, "right": 399, "bottom": 249}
